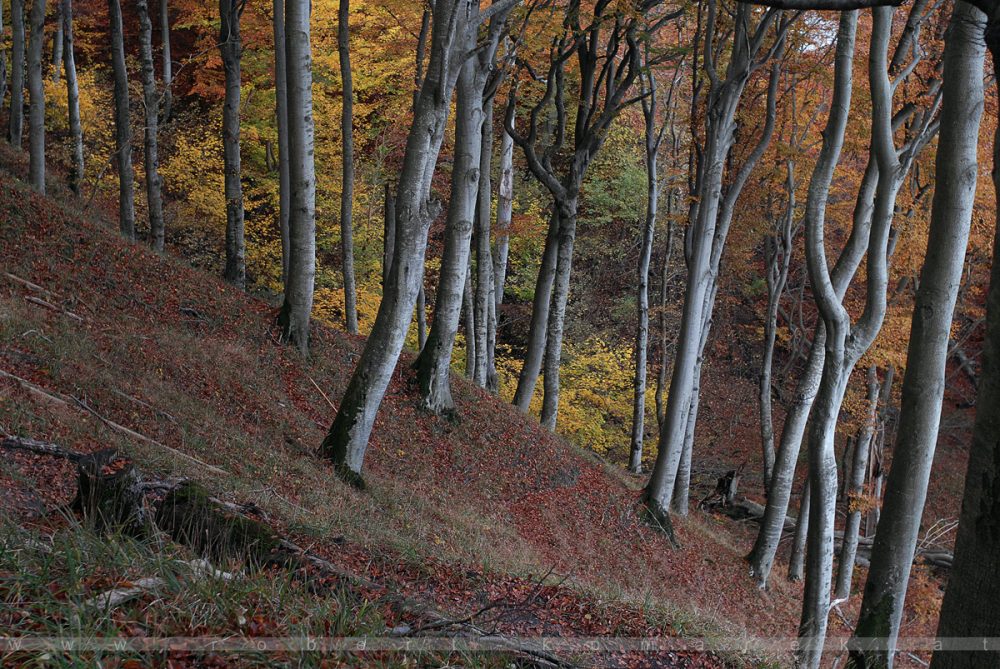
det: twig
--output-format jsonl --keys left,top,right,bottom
{"left": 24, "top": 295, "right": 85, "bottom": 322}
{"left": 307, "top": 374, "right": 337, "bottom": 412}
{"left": 1, "top": 434, "right": 83, "bottom": 462}
{"left": 3, "top": 272, "right": 59, "bottom": 298}
{"left": 0, "top": 368, "right": 228, "bottom": 476}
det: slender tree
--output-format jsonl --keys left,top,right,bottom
{"left": 49, "top": 0, "right": 60, "bottom": 82}
{"left": 8, "top": 0, "right": 23, "bottom": 146}
{"left": 338, "top": 0, "right": 358, "bottom": 333}
{"left": 26, "top": 0, "right": 44, "bottom": 193}
{"left": 488, "top": 126, "right": 515, "bottom": 391}
{"left": 220, "top": 0, "right": 246, "bottom": 287}
{"left": 273, "top": 0, "right": 290, "bottom": 284}
{"left": 414, "top": 5, "right": 506, "bottom": 414}
{"left": 321, "top": 0, "right": 518, "bottom": 480}
{"left": 137, "top": 0, "right": 165, "bottom": 251}
{"left": 277, "top": 0, "right": 315, "bottom": 352}
{"left": 0, "top": 0, "right": 8, "bottom": 113}
{"left": 61, "top": 0, "right": 82, "bottom": 195}
{"left": 849, "top": 2, "right": 987, "bottom": 664}
{"left": 108, "top": 0, "right": 134, "bottom": 239}
{"left": 159, "top": 0, "right": 172, "bottom": 121}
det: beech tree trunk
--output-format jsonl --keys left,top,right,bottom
{"left": 850, "top": 4, "right": 986, "bottom": 665}
{"left": 49, "top": 1, "right": 60, "bottom": 82}
{"left": 0, "top": 1, "right": 8, "bottom": 118}
{"left": 472, "top": 104, "right": 494, "bottom": 387}
{"left": 273, "top": 0, "right": 290, "bottom": 285}
{"left": 788, "top": 475, "right": 810, "bottom": 581}
{"left": 338, "top": 0, "right": 358, "bottom": 334}
{"left": 835, "top": 365, "right": 879, "bottom": 599}
{"left": 322, "top": 0, "right": 479, "bottom": 480}
{"left": 488, "top": 127, "right": 514, "bottom": 392}
{"left": 8, "top": 0, "right": 23, "bottom": 146}
{"left": 61, "top": 0, "right": 82, "bottom": 195}
{"left": 108, "top": 0, "right": 134, "bottom": 240}
{"left": 26, "top": 0, "right": 45, "bottom": 194}
{"left": 383, "top": 182, "right": 395, "bottom": 286}
{"left": 138, "top": 0, "right": 165, "bottom": 251}
{"left": 220, "top": 0, "right": 245, "bottom": 287}
{"left": 930, "top": 13, "right": 1000, "bottom": 657}
{"left": 159, "top": 0, "right": 172, "bottom": 121}
{"left": 629, "top": 69, "right": 663, "bottom": 474}
{"left": 278, "top": 0, "right": 316, "bottom": 353}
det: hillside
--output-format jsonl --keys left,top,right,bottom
{"left": 0, "top": 144, "right": 956, "bottom": 668}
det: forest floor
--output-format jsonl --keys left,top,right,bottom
{"left": 0, "top": 147, "right": 959, "bottom": 668}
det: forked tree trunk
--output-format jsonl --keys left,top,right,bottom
{"left": 322, "top": 0, "right": 477, "bottom": 480}
{"left": 159, "top": 0, "right": 172, "bottom": 121}
{"left": 220, "top": 0, "right": 245, "bottom": 287}
{"left": 108, "top": 0, "right": 134, "bottom": 240}
{"left": 851, "top": 3, "right": 986, "bottom": 664}
{"left": 8, "top": 0, "right": 24, "bottom": 146}
{"left": 338, "top": 0, "right": 358, "bottom": 334}
{"left": 61, "top": 0, "right": 83, "bottom": 195}
{"left": 26, "top": 0, "right": 45, "bottom": 194}
{"left": 138, "top": 0, "right": 165, "bottom": 251}
{"left": 278, "top": 0, "right": 316, "bottom": 353}
{"left": 273, "top": 0, "right": 290, "bottom": 285}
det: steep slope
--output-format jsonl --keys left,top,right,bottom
{"left": 0, "top": 148, "right": 809, "bottom": 666}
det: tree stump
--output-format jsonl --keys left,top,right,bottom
{"left": 155, "top": 482, "right": 284, "bottom": 569}
{"left": 72, "top": 449, "right": 149, "bottom": 536}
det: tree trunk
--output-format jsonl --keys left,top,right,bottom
{"left": 322, "top": 0, "right": 475, "bottom": 480}
{"left": 108, "top": 0, "right": 134, "bottom": 240}
{"left": 464, "top": 265, "right": 476, "bottom": 378}
{"left": 8, "top": 0, "right": 23, "bottom": 147}
{"left": 277, "top": 0, "right": 316, "bottom": 353}
{"left": 138, "top": 0, "right": 164, "bottom": 251}
{"left": 383, "top": 182, "right": 395, "bottom": 287}
{"left": 539, "top": 197, "right": 579, "bottom": 431}
{"left": 338, "top": 0, "right": 358, "bottom": 334}
{"left": 512, "top": 210, "right": 558, "bottom": 412}
{"left": 414, "top": 57, "right": 484, "bottom": 414}
{"left": 851, "top": 3, "right": 986, "bottom": 665}
{"left": 472, "top": 104, "right": 494, "bottom": 387}
{"left": 220, "top": 0, "right": 244, "bottom": 287}
{"left": 488, "top": 127, "right": 513, "bottom": 393}
{"left": 26, "top": 0, "right": 45, "bottom": 194}
{"left": 159, "top": 0, "right": 172, "bottom": 121}
{"left": 835, "top": 365, "right": 879, "bottom": 599}
{"left": 61, "top": 0, "right": 82, "bottom": 196}
{"left": 788, "top": 476, "right": 810, "bottom": 581}
{"left": 49, "top": 0, "right": 60, "bottom": 82}
{"left": 273, "top": 0, "right": 290, "bottom": 285}
{"left": 930, "top": 12, "right": 1000, "bottom": 660}
{"left": 0, "top": 1, "right": 8, "bottom": 119}
{"left": 630, "top": 71, "right": 662, "bottom": 474}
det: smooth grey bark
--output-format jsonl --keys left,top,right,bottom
{"left": 866, "top": 364, "right": 894, "bottom": 537}
{"left": 338, "top": 0, "right": 358, "bottom": 334}
{"left": 493, "top": 128, "right": 513, "bottom": 312}
{"left": 322, "top": 0, "right": 480, "bottom": 479}
{"left": 277, "top": 0, "right": 316, "bottom": 354}
{"left": 645, "top": 3, "right": 788, "bottom": 519}
{"left": 850, "top": 3, "right": 986, "bottom": 665}
{"left": 382, "top": 182, "right": 395, "bottom": 286}
{"left": 472, "top": 104, "right": 494, "bottom": 388}
{"left": 49, "top": 1, "right": 60, "bottom": 82}
{"left": 414, "top": 10, "right": 504, "bottom": 414}
{"left": 788, "top": 475, "right": 810, "bottom": 581}
{"left": 273, "top": 0, "right": 290, "bottom": 284}
{"left": 796, "top": 16, "right": 859, "bottom": 666}
{"left": 748, "top": 0, "right": 938, "bottom": 589}
{"left": 835, "top": 365, "right": 879, "bottom": 599}
{"left": 760, "top": 158, "right": 796, "bottom": 490}
{"left": 220, "top": 0, "right": 245, "bottom": 287}
{"left": 159, "top": 0, "right": 172, "bottom": 121}
{"left": 8, "top": 0, "right": 23, "bottom": 146}
{"left": 108, "top": 0, "right": 134, "bottom": 239}
{"left": 930, "top": 29, "right": 1000, "bottom": 660}
{"left": 61, "top": 0, "right": 82, "bottom": 195}
{"left": 629, "top": 67, "right": 664, "bottom": 474}
{"left": 26, "top": 0, "right": 44, "bottom": 194}
{"left": 412, "top": 6, "right": 431, "bottom": 354}
{"left": 138, "top": 0, "right": 165, "bottom": 251}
